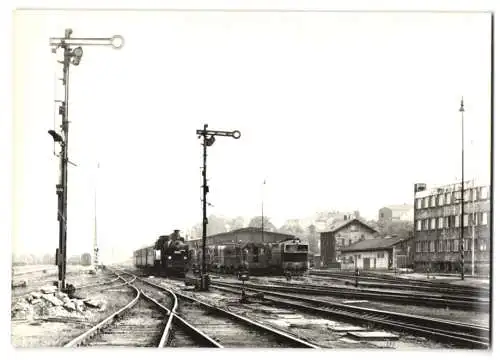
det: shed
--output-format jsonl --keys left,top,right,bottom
{"left": 339, "top": 236, "right": 407, "bottom": 270}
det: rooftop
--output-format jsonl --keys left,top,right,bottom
{"left": 322, "top": 218, "right": 378, "bottom": 235}
{"left": 341, "top": 236, "right": 406, "bottom": 252}
{"left": 187, "top": 227, "right": 295, "bottom": 242}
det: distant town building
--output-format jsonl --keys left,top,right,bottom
{"left": 319, "top": 218, "right": 378, "bottom": 268}
{"left": 379, "top": 204, "right": 414, "bottom": 222}
{"left": 340, "top": 235, "right": 411, "bottom": 271}
{"left": 414, "top": 181, "right": 491, "bottom": 274}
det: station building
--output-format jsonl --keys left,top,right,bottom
{"left": 339, "top": 236, "right": 411, "bottom": 270}
{"left": 319, "top": 218, "right": 378, "bottom": 268}
{"left": 414, "top": 181, "right": 491, "bottom": 274}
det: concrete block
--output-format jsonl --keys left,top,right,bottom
{"left": 55, "top": 292, "right": 69, "bottom": 301}
{"left": 40, "top": 285, "right": 57, "bottom": 294}
{"left": 63, "top": 302, "right": 76, "bottom": 312}
{"left": 328, "top": 325, "right": 367, "bottom": 332}
{"left": 347, "top": 331, "right": 400, "bottom": 341}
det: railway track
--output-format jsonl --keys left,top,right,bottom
{"left": 64, "top": 272, "right": 174, "bottom": 347}
{"left": 214, "top": 279, "right": 488, "bottom": 312}
{"left": 118, "top": 269, "right": 319, "bottom": 348}
{"left": 307, "top": 271, "right": 489, "bottom": 296}
{"left": 211, "top": 281, "right": 489, "bottom": 349}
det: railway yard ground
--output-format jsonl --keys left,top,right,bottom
{"left": 10, "top": 264, "right": 491, "bottom": 349}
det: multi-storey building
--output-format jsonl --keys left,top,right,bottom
{"left": 414, "top": 181, "right": 491, "bottom": 274}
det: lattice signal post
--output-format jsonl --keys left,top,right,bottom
{"left": 196, "top": 124, "right": 241, "bottom": 291}
{"left": 48, "top": 29, "right": 123, "bottom": 292}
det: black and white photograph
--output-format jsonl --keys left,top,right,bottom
{"left": 7, "top": 0, "right": 494, "bottom": 351}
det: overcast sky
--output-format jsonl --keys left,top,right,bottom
{"left": 12, "top": 10, "right": 491, "bottom": 260}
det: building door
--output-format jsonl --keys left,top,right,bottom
{"left": 363, "top": 258, "right": 370, "bottom": 270}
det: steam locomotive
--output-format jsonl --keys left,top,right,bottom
{"left": 134, "top": 230, "right": 190, "bottom": 276}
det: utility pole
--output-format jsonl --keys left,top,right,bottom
{"left": 471, "top": 179, "right": 476, "bottom": 276}
{"left": 196, "top": 124, "right": 241, "bottom": 291}
{"left": 93, "top": 162, "right": 100, "bottom": 271}
{"left": 459, "top": 97, "right": 465, "bottom": 280}
{"left": 48, "top": 29, "right": 123, "bottom": 292}
{"left": 261, "top": 179, "right": 265, "bottom": 244}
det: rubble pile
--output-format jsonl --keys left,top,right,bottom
{"left": 11, "top": 285, "right": 107, "bottom": 322}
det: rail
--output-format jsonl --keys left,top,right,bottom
{"left": 64, "top": 273, "right": 138, "bottom": 347}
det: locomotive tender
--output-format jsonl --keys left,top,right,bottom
{"left": 134, "top": 230, "right": 190, "bottom": 276}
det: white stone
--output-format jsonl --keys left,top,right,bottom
{"left": 40, "top": 285, "right": 57, "bottom": 294}
{"left": 41, "top": 294, "right": 64, "bottom": 306}
{"left": 63, "top": 302, "right": 76, "bottom": 311}
{"left": 30, "top": 292, "right": 43, "bottom": 299}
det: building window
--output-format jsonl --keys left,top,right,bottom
{"left": 416, "top": 199, "right": 422, "bottom": 209}
{"left": 416, "top": 220, "right": 422, "bottom": 231}
{"left": 444, "top": 217, "right": 449, "bottom": 229}
{"left": 430, "top": 218, "right": 436, "bottom": 229}
{"left": 416, "top": 242, "right": 420, "bottom": 253}
{"left": 423, "top": 197, "right": 429, "bottom": 208}
{"left": 464, "top": 190, "right": 470, "bottom": 202}
{"left": 438, "top": 194, "right": 444, "bottom": 206}
{"left": 445, "top": 193, "right": 451, "bottom": 204}
{"left": 438, "top": 217, "right": 444, "bottom": 229}
{"left": 472, "top": 188, "right": 477, "bottom": 201}
{"left": 482, "top": 212, "right": 488, "bottom": 225}
{"left": 422, "top": 219, "right": 428, "bottom": 230}
{"left": 453, "top": 239, "right": 460, "bottom": 252}
{"left": 350, "top": 225, "right": 358, "bottom": 231}
{"left": 429, "top": 241, "right": 435, "bottom": 252}
{"left": 435, "top": 240, "right": 439, "bottom": 252}
{"left": 480, "top": 187, "right": 488, "bottom": 199}
{"left": 377, "top": 252, "right": 384, "bottom": 258}
{"left": 430, "top": 196, "right": 436, "bottom": 207}
{"left": 445, "top": 240, "right": 451, "bottom": 252}
{"left": 463, "top": 215, "right": 469, "bottom": 226}
{"left": 455, "top": 215, "right": 460, "bottom": 228}
{"left": 479, "top": 240, "right": 487, "bottom": 251}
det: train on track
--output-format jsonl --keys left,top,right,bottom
{"left": 189, "top": 236, "right": 309, "bottom": 275}
{"left": 134, "top": 230, "right": 190, "bottom": 276}
{"left": 134, "top": 229, "right": 310, "bottom": 277}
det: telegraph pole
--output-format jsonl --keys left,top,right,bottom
{"left": 261, "top": 180, "right": 265, "bottom": 244}
{"left": 460, "top": 97, "right": 465, "bottom": 280}
{"left": 196, "top": 124, "right": 241, "bottom": 291}
{"left": 48, "top": 29, "right": 123, "bottom": 292}
{"left": 93, "top": 162, "right": 100, "bottom": 271}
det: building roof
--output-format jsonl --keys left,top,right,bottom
{"left": 187, "top": 227, "right": 294, "bottom": 242}
{"left": 415, "top": 181, "right": 490, "bottom": 198}
{"left": 341, "top": 236, "right": 406, "bottom": 252}
{"left": 322, "top": 218, "right": 378, "bottom": 235}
